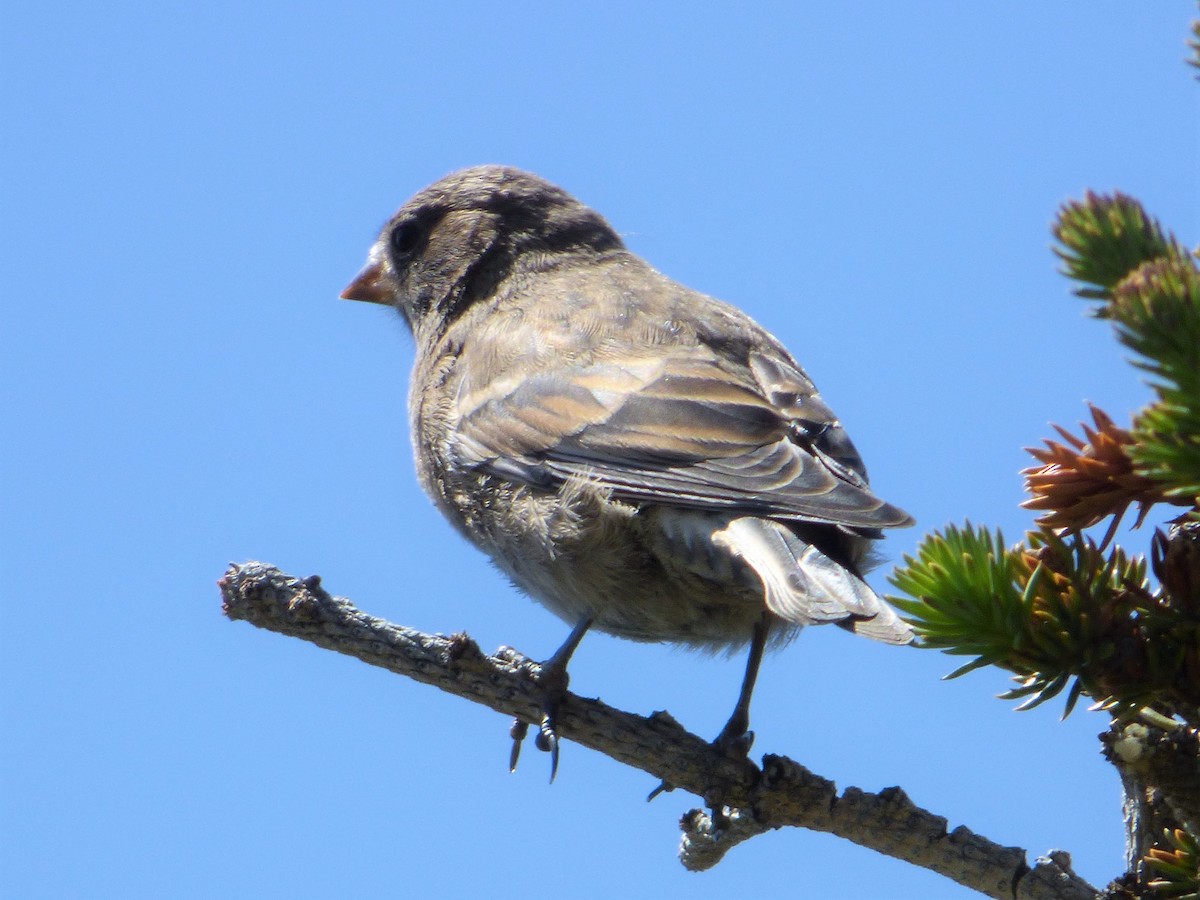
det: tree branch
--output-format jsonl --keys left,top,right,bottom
{"left": 1104, "top": 720, "right": 1200, "bottom": 872}
{"left": 219, "top": 561, "right": 1099, "bottom": 899}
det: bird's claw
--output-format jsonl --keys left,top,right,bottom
{"left": 535, "top": 714, "right": 561, "bottom": 782}
{"left": 506, "top": 617, "right": 591, "bottom": 782}
{"left": 508, "top": 718, "right": 529, "bottom": 772}
{"left": 646, "top": 780, "right": 675, "bottom": 802}
{"left": 508, "top": 668, "right": 568, "bottom": 782}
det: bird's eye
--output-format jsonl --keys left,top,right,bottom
{"left": 390, "top": 221, "right": 424, "bottom": 259}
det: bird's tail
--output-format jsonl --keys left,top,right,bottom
{"left": 712, "top": 516, "right": 913, "bottom": 645}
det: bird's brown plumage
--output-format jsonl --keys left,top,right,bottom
{"left": 343, "top": 165, "right": 913, "bottom": 768}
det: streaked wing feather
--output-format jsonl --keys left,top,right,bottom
{"left": 454, "top": 352, "right": 908, "bottom": 528}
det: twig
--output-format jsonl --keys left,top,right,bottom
{"left": 219, "top": 561, "right": 1099, "bottom": 899}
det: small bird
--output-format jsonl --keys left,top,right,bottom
{"left": 342, "top": 166, "right": 913, "bottom": 779}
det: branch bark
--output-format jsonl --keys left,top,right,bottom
{"left": 219, "top": 561, "right": 1099, "bottom": 899}
{"left": 1104, "top": 720, "right": 1200, "bottom": 873}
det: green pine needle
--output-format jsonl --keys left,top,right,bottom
{"left": 888, "top": 523, "right": 1026, "bottom": 668}
{"left": 1111, "top": 257, "right": 1200, "bottom": 501}
{"left": 1053, "top": 192, "right": 1184, "bottom": 304}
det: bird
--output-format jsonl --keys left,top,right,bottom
{"left": 341, "top": 165, "right": 913, "bottom": 781}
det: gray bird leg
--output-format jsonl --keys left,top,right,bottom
{"left": 647, "top": 614, "right": 771, "bottom": 802}
{"left": 713, "top": 613, "right": 770, "bottom": 753}
{"left": 509, "top": 615, "right": 593, "bottom": 782}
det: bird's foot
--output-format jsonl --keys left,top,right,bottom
{"left": 508, "top": 654, "right": 572, "bottom": 782}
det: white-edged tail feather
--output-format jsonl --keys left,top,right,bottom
{"left": 713, "top": 517, "right": 913, "bottom": 645}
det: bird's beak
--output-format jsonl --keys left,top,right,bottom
{"left": 340, "top": 261, "right": 393, "bottom": 305}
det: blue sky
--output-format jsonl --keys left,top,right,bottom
{"left": 3, "top": 3, "right": 1198, "bottom": 898}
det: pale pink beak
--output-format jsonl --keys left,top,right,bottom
{"left": 340, "top": 261, "right": 392, "bottom": 305}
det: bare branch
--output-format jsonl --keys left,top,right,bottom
{"left": 219, "top": 561, "right": 1099, "bottom": 899}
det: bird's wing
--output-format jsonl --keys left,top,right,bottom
{"left": 452, "top": 345, "right": 910, "bottom": 530}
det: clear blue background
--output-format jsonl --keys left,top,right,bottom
{"left": 3, "top": 4, "right": 1197, "bottom": 898}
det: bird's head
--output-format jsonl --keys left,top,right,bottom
{"left": 341, "top": 166, "right": 623, "bottom": 337}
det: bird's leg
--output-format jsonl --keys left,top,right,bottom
{"left": 713, "top": 613, "right": 770, "bottom": 754}
{"left": 647, "top": 614, "right": 771, "bottom": 802}
{"left": 509, "top": 615, "right": 593, "bottom": 782}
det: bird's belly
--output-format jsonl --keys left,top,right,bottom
{"left": 446, "top": 475, "right": 770, "bottom": 651}
{"left": 499, "top": 546, "right": 768, "bottom": 651}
